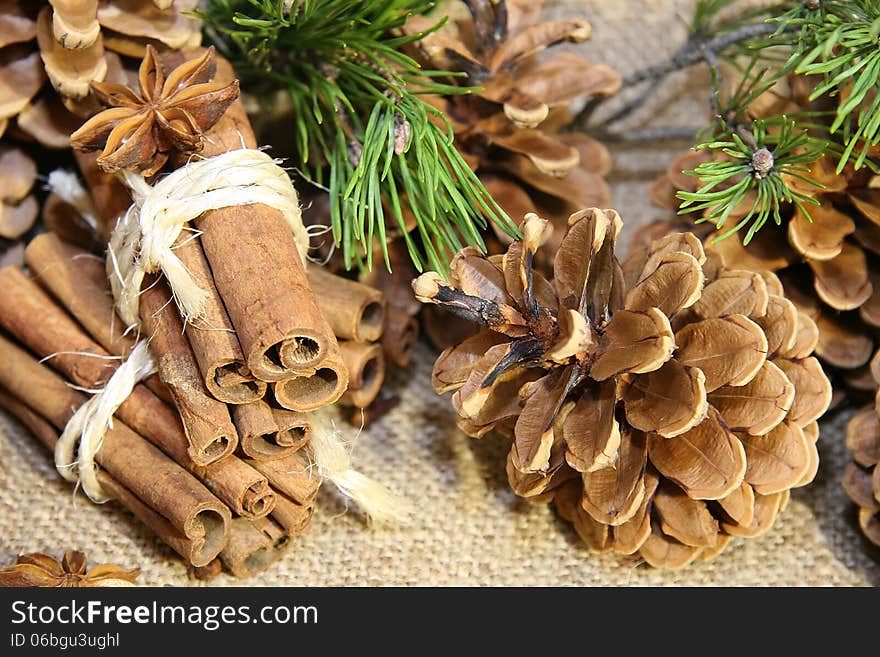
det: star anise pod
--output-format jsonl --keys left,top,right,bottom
{"left": 70, "top": 44, "right": 239, "bottom": 176}
{"left": 0, "top": 550, "right": 140, "bottom": 587}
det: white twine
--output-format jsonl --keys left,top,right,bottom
{"left": 108, "top": 149, "right": 309, "bottom": 331}
{"left": 54, "top": 341, "right": 157, "bottom": 503}
{"left": 307, "top": 410, "right": 412, "bottom": 525}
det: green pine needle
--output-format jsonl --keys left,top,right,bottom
{"left": 201, "top": 0, "right": 516, "bottom": 273}
{"left": 770, "top": 0, "right": 880, "bottom": 171}
{"left": 677, "top": 116, "right": 825, "bottom": 244}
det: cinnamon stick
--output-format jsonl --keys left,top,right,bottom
{"left": 76, "top": 115, "right": 266, "bottom": 408}
{"left": 25, "top": 233, "right": 135, "bottom": 356}
{"left": 246, "top": 452, "right": 321, "bottom": 506}
{"left": 273, "top": 407, "right": 313, "bottom": 451}
{"left": 14, "top": 250, "right": 273, "bottom": 517}
{"left": 0, "top": 335, "right": 231, "bottom": 567}
{"left": 0, "top": 266, "right": 274, "bottom": 519}
{"left": 0, "top": 386, "right": 63, "bottom": 454}
{"left": 25, "top": 233, "right": 172, "bottom": 405}
{"left": 172, "top": 236, "right": 267, "bottom": 404}
{"left": 189, "top": 56, "right": 339, "bottom": 382}
{"left": 270, "top": 492, "right": 315, "bottom": 536}
{"left": 232, "top": 400, "right": 311, "bottom": 461}
{"left": 0, "top": 384, "right": 225, "bottom": 567}
{"left": 339, "top": 340, "right": 386, "bottom": 408}
{"left": 272, "top": 351, "right": 349, "bottom": 412}
{"left": 139, "top": 275, "right": 239, "bottom": 466}
{"left": 219, "top": 517, "right": 290, "bottom": 578}
{"left": 306, "top": 266, "right": 386, "bottom": 343}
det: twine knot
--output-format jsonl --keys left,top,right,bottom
{"left": 109, "top": 149, "right": 308, "bottom": 331}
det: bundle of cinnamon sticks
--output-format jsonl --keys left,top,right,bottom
{"left": 0, "top": 48, "right": 403, "bottom": 578}
{"left": 0, "top": 235, "right": 321, "bottom": 577}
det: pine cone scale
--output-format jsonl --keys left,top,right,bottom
{"left": 647, "top": 410, "right": 747, "bottom": 501}
{"left": 580, "top": 427, "right": 647, "bottom": 527}
{"left": 562, "top": 380, "right": 619, "bottom": 473}
{"left": 620, "top": 360, "right": 708, "bottom": 438}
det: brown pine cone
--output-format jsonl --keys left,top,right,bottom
{"left": 0, "top": 1, "right": 197, "bottom": 260}
{"left": 1, "top": 2, "right": 199, "bottom": 116}
{"left": 406, "top": 0, "right": 619, "bottom": 251}
{"left": 0, "top": 146, "right": 38, "bottom": 260}
{"left": 843, "top": 357, "right": 880, "bottom": 548}
{"left": 415, "top": 208, "right": 832, "bottom": 567}
{"left": 653, "top": 72, "right": 880, "bottom": 397}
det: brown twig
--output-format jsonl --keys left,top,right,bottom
{"left": 574, "top": 20, "right": 792, "bottom": 130}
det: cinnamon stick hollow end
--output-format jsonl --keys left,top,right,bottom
{"left": 219, "top": 517, "right": 290, "bottom": 578}
{"left": 276, "top": 332, "right": 330, "bottom": 373}
{"left": 247, "top": 452, "right": 321, "bottom": 506}
{"left": 235, "top": 480, "right": 276, "bottom": 519}
{"left": 202, "top": 454, "right": 277, "bottom": 520}
{"left": 307, "top": 266, "right": 387, "bottom": 343}
{"left": 339, "top": 340, "right": 386, "bottom": 408}
{"left": 233, "top": 400, "right": 309, "bottom": 461}
{"left": 173, "top": 498, "right": 233, "bottom": 568}
{"left": 272, "top": 407, "right": 312, "bottom": 451}
{"left": 271, "top": 493, "right": 315, "bottom": 536}
{"left": 207, "top": 360, "right": 267, "bottom": 405}
{"left": 98, "top": 475, "right": 230, "bottom": 569}
{"left": 272, "top": 353, "right": 349, "bottom": 412}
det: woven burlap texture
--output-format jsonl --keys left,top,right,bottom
{"left": 2, "top": 0, "right": 878, "bottom": 586}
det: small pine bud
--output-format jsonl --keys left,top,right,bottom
{"left": 412, "top": 272, "right": 443, "bottom": 302}
{"left": 751, "top": 148, "right": 774, "bottom": 179}
{"left": 804, "top": 0, "right": 820, "bottom": 10}
{"left": 394, "top": 115, "right": 411, "bottom": 155}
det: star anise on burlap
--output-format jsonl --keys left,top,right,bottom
{"left": 0, "top": 550, "right": 139, "bottom": 587}
{"left": 415, "top": 209, "right": 832, "bottom": 567}
{"left": 70, "top": 44, "right": 239, "bottom": 176}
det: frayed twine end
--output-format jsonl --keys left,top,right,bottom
{"left": 307, "top": 410, "right": 411, "bottom": 526}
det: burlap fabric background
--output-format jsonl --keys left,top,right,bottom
{"left": 2, "top": 0, "right": 879, "bottom": 586}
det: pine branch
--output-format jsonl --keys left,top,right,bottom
{"left": 677, "top": 117, "right": 825, "bottom": 243}
{"left": 769, "top": 0, "right": 880, "bottom": 170}
{"left": 574, "top": 1, "right": 797, "bottom": 131}
{"left": 621, "top": 22, "right": 783, "bottom": 88}
{"left": 200, "top": 0, "right": 516, "bottom": 273}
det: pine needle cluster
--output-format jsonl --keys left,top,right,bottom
{"left": 202, "top": 0, "right": 516, "bottom": 272}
